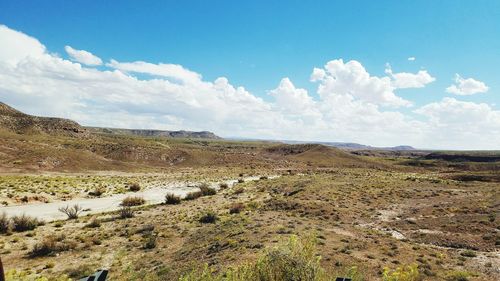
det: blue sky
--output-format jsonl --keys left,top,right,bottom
{"left": 0, "top": 1, "right": 499, "bottom": 149}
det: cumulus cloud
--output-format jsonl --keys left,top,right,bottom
{"left": 446, "top": 74, "right": 489, "bottom": 95}
{"left": 415, "top": 98, "right": 500, "bottom": 148}
{"left": 385, "top": 64, "right": 435, "bottom": 89}
{"left": 64, "top": 46, "right": 102, "bottom": 66}
{"left": 311, "top": 59, "right": 412, "bottom": 107}
{"left": 0, "top": 25, "right": 498, "bottom": 149}
{"left": 0, "top": 25, "right": 45, "bottom": 63}
{"left": 408, "top": 57, "right": 416, "bottom": 61}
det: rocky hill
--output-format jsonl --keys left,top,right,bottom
{"left": 0, "top": 102, "right": 88, "bottom": 137}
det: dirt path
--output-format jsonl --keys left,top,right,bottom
{"left": 0, "top": 175, "right": 274, "bottom": 221}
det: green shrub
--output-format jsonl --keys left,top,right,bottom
{"left": 445, "top": 270, "right": 470, "bottom": 281}
{"left": 460, "top": 250, "right": 476, "bottom": 257}
{"left": 165, "top": 193, "right": 181, "bottom": 205}
{"left": 180, "top": 234, "right": 325, "bottom": 281}
{"left": 382, "top": 264, "right": 419, "bottom": 281}
{"left": 121, "top": 196, "right": 146, "bottom": 206}
{"left": 12, "top": 214, "right": 41, "bottom": 232}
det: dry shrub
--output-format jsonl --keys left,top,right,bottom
{"left": 119, "top": 206, "right": 134, "bottom": 219}
{"left": 199, "top": 183, "right": 216, "bottom": 196}
{"left": 29, "top": 234, "right": 76, "bottom": 257}
{"left": 58, "top": 204, "right": 83, "bottom": 219}
{"left": 0, "top": 212, "right": 10, "bottom": 233}
{"left": 199, "top": 211, "right": 218, "bottom": 224}
{"left": 121, "top": 196, "right": 145, "bottom": 206}
{"left": 184, "top": 191, "right": 203, "bottom": 201}
{"left": 88, "top": 185, "right": 106, "bottom": 197}
{"left": 12, "top": 214, "right": 42, "bottom": 232}
{"left": 165, "top": 193, "right": 181, "bottom": 205}
{"left": 129, "top": 182, "right": 141, "bottom": 192}
{"left": 229, "top": 203, "right": 245, "bottom": 214}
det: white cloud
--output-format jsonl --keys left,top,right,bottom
{"left": 106, "top": 59, "right": 201, "bottom": 84}
{"left": 446, "top": 74, "right": 489, "bottom": 95}
{"left": 415, "top": 98, "right": 500, "bottom": 149}
{"left": 0, "top": 25, "right": 46, "bottom": 64}
{"left": 408, "top": 57, "right": 416, "bottom": 61}
{"left": 0, "top": 25, "right": 498, "bottom": 149}
{"left": 385, "top": 65, "right": 435, "bottom": 89}
{"left": 311, "top": 59, "right": 412, "bottom": 107}
{"left": 64, "top": 46, "right": 102, "bottom": 66}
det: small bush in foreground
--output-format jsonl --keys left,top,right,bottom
{"left": 165, "top": 193, "right": 181, "bottom": 205}
{"left": 180, "top": 234, "right": 325, "bottom": 281}
{"left": 12, "top": 214, "right": 41, "bottom": 232}
{"left": 119, "top": 206, "right": 134, "bottom": 219}
{"left": 121, "top": 196, "right": 146, "bottom": 206}
{"left": 58, "top": 204, "right": 83, "bottom": 219}
{"left": 0, "top": 212, "right": 10, "bottom": 233}
{"left": 29, "top": 234, "right": 75, "bottom": 257}
{"left": 129, "top": 182, "right": 141, "bottom": 192}
{"left": 199, "top": 211, "right": 218, "bottom": 224}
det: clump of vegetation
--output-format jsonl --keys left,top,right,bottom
{"left": 382, "top": 264, "right": 419, "bottom": 281}
{"left": 58, "top": 204, "right": 83, "bottom": 219}
{"left": 445, "top": 270, "right": 471, "bottom": 281}
{"left": 199, "top": 183, "right": 216, "bottom": 196}
{"left": 180, "top": 235, "right": 326, "bottom": 280}
{"left": 185, "top": 191, "right": 203, "bottom": 200}
{"left": 119, "top": 206, "right": 134, "bottom": 219}
{"left": 219, "top": 182, "right": 229, "bottom": 189}
{"left": 12, "top": 214, "right": 41, "bottom": 232}
{"left": 229, "top": 203, "right": 245, "bottom": 214}
{"left": 460, "top": 250, "right": 477, "bottom": 258}
{"left": 29, "top": 234, "right": 76, "bottom": 257}
{"left": 129, "top": 182, "right": 141, "bottom": 192}
{"left": 5, "top": 269, "right": 71, "bottom": 281}
{"left": 88, "top": 185, "right": 106, "bottom": 197}
{"left": 237, "top": 178, "right": 245, "bottom": 183}
{"left": 199, "top": 211, "right": 218, "bottom": 224}
{"left": 143, "top": 234, "right": 157, "bottom": 249}
{"left": 0, "top": 212, "right": 10, "bottom": 233}
{"left": 165, "top": 193, "right": 181, "bottom": 205}
{"left": 121, "top": 196, "right": 146, "bottom": 206}
{"left": 85, "top": 217, "right": 101, "bottom": 228}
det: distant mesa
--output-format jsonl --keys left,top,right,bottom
{"left": 0, "top": 101, "right": 220, "bottom": 139}
{"left": 87, "top": 127, "right": 221, "bottom": 139}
